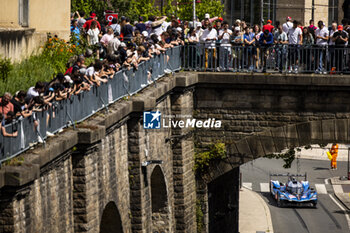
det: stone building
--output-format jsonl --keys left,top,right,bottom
{"left": 0, "top": 0, "right": 70, "bottom": 61}
{"left": 221, "top": 0, "right": 347, "bottom": 26}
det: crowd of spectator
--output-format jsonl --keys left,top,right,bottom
{"left": 184, "top": 16, "right": 350, "bottom": 73}
{"left": 1, "top": 11, "right": 186, "bottom": 140}
{"left": 2, "top": 10, "right": 350, "bottom": 140}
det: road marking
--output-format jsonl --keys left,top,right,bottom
{"left": 242, "top": 182, "right": 252, "bottom": 190}
{"left": 329, "top": 194, "right": 350, "bottom": 230}
{"left": 260, "top": 183, "right": 270, "bottom": 192}
{"left": 315, "top": 184, "right": 328, "bottom": 194}
{"left": 333, "top": 184, "right": 344, "bottom": 193}
{"left": 324, "top": 178, "right": 329, "bottom": 185}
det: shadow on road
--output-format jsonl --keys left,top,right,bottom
{"left": 313, "top": 167, "right": 330, "bottom": 171}
{"left": 259, "top": 192, "right": 316, "bottom": 209}
{"left": 333, "top": 210, "right": 350, "bottom": 215}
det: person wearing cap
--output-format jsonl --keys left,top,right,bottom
{"left": 118, "top": 42, "right": 128, "bottom": 65}
{"left": 218, "top": 21, "right": 232, "bottom": 71}
{"left": 201, "top": 14, "right": 218, "bottom": 28}
{"left": 262, "top": 20, "right": 274, "bottom": 33}
{"left": 332, "top": 25, "right": 348, "bottom": 71}
{"left": 200, "top": 23, "right": 218, "bottom": 70}
{"left": 287, "top": 20, "right": 302, "bottom": 73}
{"left": 283, "top": 16, "right": 293, "bottom": 34}
{"left": 315, "top": 20, "right": 329, "bottom": 74}
{"left": 195, "top": 22, "right": 204, "bottom": 39}
{"left": 82, "top": 13, "right": 101, "bottom": 31}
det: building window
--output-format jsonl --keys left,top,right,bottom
{"left": 19, "top": 0, "right": 29, "bottom": 27}
{"left": 328, "top": 0, "right": 338, "bottom": 25}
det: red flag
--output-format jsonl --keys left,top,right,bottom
{"left": 105, "top": 13, "right": 118, "bottom": 25}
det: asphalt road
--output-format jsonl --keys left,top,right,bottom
{"left": 240, "top": 158, "right": 350, "bottom": 233}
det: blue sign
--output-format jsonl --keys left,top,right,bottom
{"left": 143, "top": 111, "right": 161, "bottom": 129}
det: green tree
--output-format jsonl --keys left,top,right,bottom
{"left": 71, "top": 0, "right": 107, "bottom": 19}
{"left": 177, "top": 0, "right": 224, "bottom": 21}
{"left": 130, "top": 0, "right": 160, "bottom": 21}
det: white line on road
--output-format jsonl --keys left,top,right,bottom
{"left": 260, "top": 183, "right": 270, "bottom": 192}
{"left": 242, "top": 182, "right": 252, "bottom": 190}
{"left": 329, "top": 194, "right": 350, "bottom": 230}
{"left": 315, "top": 184, "right": 328, "bottom": 194}
{"left": 324, "top": 178, "right": 329, "bottom": 185}
{"left": 333, "top": 185, "right": 344, "bottom": 193}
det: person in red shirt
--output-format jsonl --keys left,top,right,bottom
{"left": 83, "top": 13, "right": 101, "bottom": 31}
{"left": 262, "top": 20, "right": 274, "bottom": 33}
{"left": 0, "top": 92, "right": 14, "bottom": 118}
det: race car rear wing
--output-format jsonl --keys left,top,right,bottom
{"left": 269, "top": 172, "right": 307, "bottom": 181}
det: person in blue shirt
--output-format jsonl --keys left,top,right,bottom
{"left": 71, "top": 19, "right": 80, "bottom": 45}
{"left": 259, "top": 30, "right": 274, "bottom": 72}
{"left": 243, "top": 27, "right": 256, "bottom": 71}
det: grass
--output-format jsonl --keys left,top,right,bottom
{"left": 3, "top": 156, "right": 25, "bottom": 166}
{"left": 0, "top": 35, "right": 93, "bottom": 95}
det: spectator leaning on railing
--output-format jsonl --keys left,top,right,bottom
{"left": 0, "top": 93, "right": 14, "bottom": 118}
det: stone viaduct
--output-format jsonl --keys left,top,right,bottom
{"left": 1, "top": 72, "right": 350, "bottom": 233}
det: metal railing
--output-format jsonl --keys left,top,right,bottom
{"left": 182, "top": 43, "right": 350, "bottom": 74}
{"left": 0, "top": 46, "right": 181, "bottom": 164}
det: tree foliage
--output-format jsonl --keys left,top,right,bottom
{"left": 130, "top": 0, "right": 160, "bottom": 21}
{"left": 71, "top": 0, "right": 223, "bottom": 22}
{"left": 194, "top": 142, "right": 227, "bottom": 176}
{"left": 71, "top": 0, "right": 177, "bottom": 22}
{"left": 177, "top": 0, "right": 225, "bottom": 21}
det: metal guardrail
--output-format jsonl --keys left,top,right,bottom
{"left": 182, "top": 43, "right": 350, "bottom": 74}
{"left": 0, "top": 46, "right": 181, "bottom": 164}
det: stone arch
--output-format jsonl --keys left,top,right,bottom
{"left": 206, "top": 118, "right": 350, "bottom": 183}
{"left": 151, "top": 165, "right": 168, "bottom": 213}
{"left": 100, "top": 201, "right": 123, "bottom": 233}
{"left": 206, "top": 119, "right": 350, "bottom": 232}
{"left": 150, "top": 165, "right": 169, "bottom": 232}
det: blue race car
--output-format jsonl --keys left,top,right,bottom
{"left": 270, "top": 173, "right": 317, "bottom": 208}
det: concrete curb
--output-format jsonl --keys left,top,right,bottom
{"left": 330, "top": 177, "right": 350, "bottom": 210}
{"left": 334, "top": 193, "right": 350, "bottom": 210}
{"left": 241, "top": 187, "right": 274, "bottom": 233}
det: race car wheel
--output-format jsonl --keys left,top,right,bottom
{"left": 312, "top": 201, "right": 317, "bottom": 208}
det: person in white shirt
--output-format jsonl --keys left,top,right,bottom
{"left": 315, "top": 20, "right": 329, "bottom": 73}
{"left": 329, "top": 21, "right": 338, "bottom": 68}
{"left": 282, "top": 16, "right": 293, "bottom": 34}
{"left": 200, "top": 24, "right": 218, "bottom": 70}
{"left": 87, "top": 20, "right": 100, "bottom": 45}
{"left": 195, "top": 22, "right": 204, "bottom": 39}
{"left": 218, "top": 21, "right": 232, "bottom": 70}
{"left": 287, "top": 21, "right": 302, "bottom": 73}
{"left": 107, "top": 36, "right": 121, "bottom": 55}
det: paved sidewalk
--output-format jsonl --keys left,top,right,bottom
{"left": 330, "top": 177, "right": 350, "bottom": 210}
{"left": 298, "top": 144, "right": 349, "bottom": 161}
{"left": 239, "top": 187, "right": 274, "bottom": 233}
